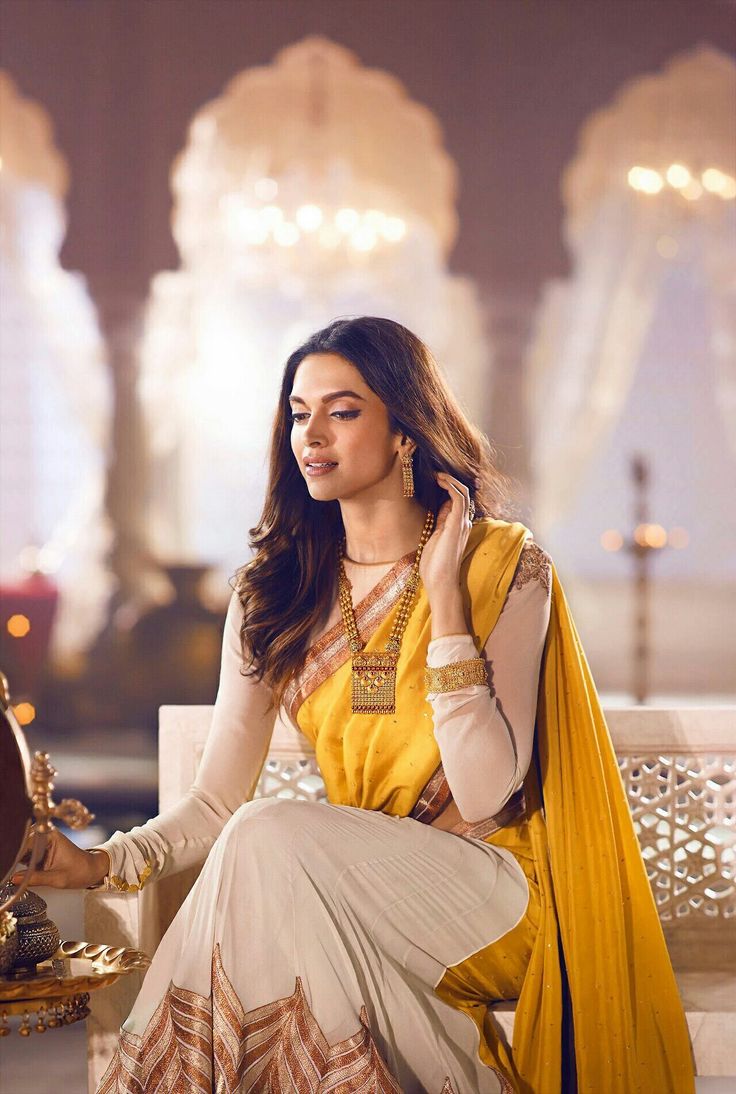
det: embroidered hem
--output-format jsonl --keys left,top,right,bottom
{"left": 98, "top": 943, "right": 513, "bottom": 1092}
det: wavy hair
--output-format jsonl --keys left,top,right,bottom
{"left": 233, "top": 316, "right": 519, "bottom": 709}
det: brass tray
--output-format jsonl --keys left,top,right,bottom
{"left": 0, "top": 940, "right": 150, "bottom": 1014}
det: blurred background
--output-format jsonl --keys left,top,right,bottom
{"left": 0, "top": 0, "right": 734, "bottom": 849}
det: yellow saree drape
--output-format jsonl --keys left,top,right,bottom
{"left": 286, "top": 519, "right": 695, "bottom": 1093}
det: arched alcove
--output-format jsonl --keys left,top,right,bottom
{"left": 524, "top": 46, "right": 736, "bottom": 696}
{"left": 0, "top": 71, "right": 114, "bottom": 657}
{"left": 138, "top": 36, "right": 491, "bottom": 579}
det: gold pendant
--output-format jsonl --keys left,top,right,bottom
{"left": 351, "top": 650, "right": 399, "bottom": 714}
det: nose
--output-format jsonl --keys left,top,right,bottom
{"left": 303, "top": 415, "right": 326, "bottom": 446}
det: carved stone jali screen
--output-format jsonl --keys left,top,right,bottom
{"left": 619, "top": 752, "right": 735, "bottom": 921}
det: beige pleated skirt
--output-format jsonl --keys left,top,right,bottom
{"left": 98, "top": 797, "right": 530, "bottom": 1093}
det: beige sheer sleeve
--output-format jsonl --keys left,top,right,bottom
{"left": 426, "top": 540, "right": 552, "bottom": 823}
{"left": 89, "top": 591, "right": 278, "bottom": 891}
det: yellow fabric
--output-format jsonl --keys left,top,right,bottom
{"left": 435, "top": 849, "right": 542, "bottom": 1090}
{"left": 296, "top": 518, "right": 695, "bottom": 1093}
{"left": 297, "top": 519, "right": 526, "bottom": 813}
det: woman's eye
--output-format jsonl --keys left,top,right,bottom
{"left": 289, "top": 410, "right": 361, "bottom": 422}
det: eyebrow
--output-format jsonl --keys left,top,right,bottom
{"left": 288, "top": 389, "right": 366, "bottom": 406}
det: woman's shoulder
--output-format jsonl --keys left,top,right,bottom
{"left": 510, "top": 539, "right": 553, "bottom": 597}
{"left": 471, "top": 518, "right": 553, "bottom": 597}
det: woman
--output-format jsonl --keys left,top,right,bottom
{"left": 15, "top": 317, "right": 694, "bottom": 1093}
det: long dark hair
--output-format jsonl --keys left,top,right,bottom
{"left": 233, "top": 315, "right": 519, "bottom": 709}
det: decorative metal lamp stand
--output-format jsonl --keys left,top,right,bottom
{"left": 0, "top": 671, "right": 150, "bottom": 1037}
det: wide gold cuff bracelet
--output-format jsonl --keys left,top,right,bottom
{"left": 424, "top": 657, "right": 488, "bottom": 694}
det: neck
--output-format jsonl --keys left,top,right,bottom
{"left": 339, "top": 498, "right": 429, "bottom": 564}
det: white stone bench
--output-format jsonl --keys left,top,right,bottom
{"left": 84, "top": 706, "right": 736, "bottom": 1090}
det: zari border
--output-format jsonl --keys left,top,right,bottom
{"left": 450, "top": 787, "right": 526, "bottom": 840}
{"left": 283, "top": 548, "right": 417, "bottom": 725}
{"left": 410, "top": 762, "right": 526, "bottom": 840}
{"left": 97, "top": 942, "right": 513, "bottom": 1092}
{"left": 410, "top": 763, "right": 453, "bottom": 822}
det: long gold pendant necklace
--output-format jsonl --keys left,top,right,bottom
{"left": 338, "top": 509, "right": 435, "bottom": 714}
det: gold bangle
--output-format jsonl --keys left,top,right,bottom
{"left": 425, "top": 657, "right": 488, "bottom": 693}
{"left": 86, "top": 848, "right": 112, "bottom": 890}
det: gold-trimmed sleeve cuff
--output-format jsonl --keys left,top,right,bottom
{"left": 87, "top": 839, "right": 154, "bottom": 893}
{"left": 425, "top": 657, "right": 489, "bottom": 695}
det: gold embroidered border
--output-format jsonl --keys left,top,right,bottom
{"left": 410, "top": 763, "right": 453, "bottom": 823}
{"left": 107, "top": 859, "right": 153, "bottom": 893}
{"left": 411, "top": 763, "right": 526, "bottom": 840}
{"left": 509, "top": 539, "right": 552, "bottom": 597}
{"left": 283, "top": 549, "right": 417, "bottom": 725}
{"left": 97, "top": 942, "right": 513, "bottom": 1092}
{"left": 450, "top": 788, "right": 526, "bottom": 840}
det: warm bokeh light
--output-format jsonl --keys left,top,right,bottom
{"left": 12, "top": 702, "right": 36, "bottom": 726}
{"left": 600, "top": 529, "right": 624, "bottom": 551}
{"left": 681, "top": 179, "right": 704, "bottom": 201}
{"left": 261, "top": 204, "right": 284, "bottom": 227}
{"left": 6, "top": 613, "right": 31, "bottom": 637}
{"left": 702, "top": 167, "right": 736, "bottom": 199}
{"left": 219, "top": 197, "right": 409, "bottom": 252}
{"left": 273, "top": 221, "right": 300, "bottom": 246}
{"left": 633, "top": 523, "right": 668, "bottom": 548}
{"left": 666, "top": 163, "right": 691, "bottom": 189}
{"left": 627, "top": 164, "right": 735, "bottom": 203}
{"left": 627, "top": 166, "right": 664, "bottom": 194}
{"left": 295, "top": 203, "right": 323, "bottom": 231}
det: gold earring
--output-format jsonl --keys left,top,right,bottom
{"left": 401, "top": 451, "right": 415, "bottom": 497}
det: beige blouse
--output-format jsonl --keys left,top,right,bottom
{"left": 91, "top": 541, "right": 552, "bottom": 891}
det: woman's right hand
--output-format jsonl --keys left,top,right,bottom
{"left": 10, "top": 827, "right": 110, "bottom": 890}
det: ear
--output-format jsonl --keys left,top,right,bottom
{"left": 398, "top": 435, "right": 417, "bottom": 457}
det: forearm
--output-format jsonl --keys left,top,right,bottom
{"left": 88, "top": 590, "right": 276, "bottom": 892}
{"left": 425, "top": 554, "right": 551, "bottom": 822}
{"left": 88, "top": 785, "right": 234, "bottom": 891}
{"left": 426, "top": 635, "right": 521, "bottom": 820}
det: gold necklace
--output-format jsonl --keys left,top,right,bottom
{"left": 338, "top": 509, "right": 435, "bottom": 714}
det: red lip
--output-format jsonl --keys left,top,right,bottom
{"left": 302, "top": 457, "right": 338, "bottom": 465}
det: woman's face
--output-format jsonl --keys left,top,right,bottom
{"left": 289, "top": 352, "right": 407, "bottom": 503}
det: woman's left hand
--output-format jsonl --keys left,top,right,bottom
{"left": 418, "top": 472, "right": 472, "bottom": 600}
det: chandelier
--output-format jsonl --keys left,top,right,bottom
{"left": 170, "top": 36, "right": 458, "bottom": 282}
{"left": 627, "top": 163, "right": 735, "bottom": 201}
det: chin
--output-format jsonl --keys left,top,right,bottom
{"left": 305, "top": 480, "right": 341, "bottom": 500}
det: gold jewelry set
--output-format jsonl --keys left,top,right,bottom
{"left": 338, "top": 450, "right": 485, "bottom": 714}
{"left": 339, "top": 509, "right": 434, "bottom": 714}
